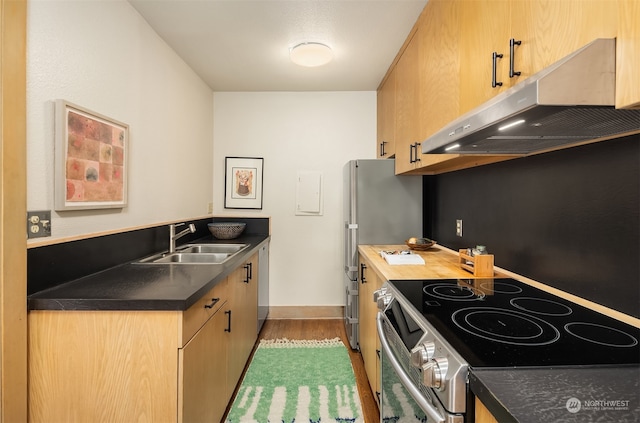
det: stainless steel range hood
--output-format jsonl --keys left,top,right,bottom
{"left": 421, "top": 38, "right": 640, "bottom": 155}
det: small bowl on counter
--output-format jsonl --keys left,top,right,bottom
{"left": 208, "top": 222, "right": 246, "bottom": 240}
{"left": 405, "top": 237, "right": 437, "bottom": 251}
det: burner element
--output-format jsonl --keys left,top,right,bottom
{"left": 452, "top": 307, "right": 560, "bottom": 346}
{"left": 479, "top": 281, "right": 523, "bottom": 294}
{"left": 424, "top": 284, "right": 482, "bottom": 301}
{"left": 564, "top": 322, "right": 639, "bottom": 348}
{"left": 510, "top": 297, "right": 573, "bottom": 316}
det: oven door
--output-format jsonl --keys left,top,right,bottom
{"left": 377, "top": 312, "right": 463, "bottom": 423}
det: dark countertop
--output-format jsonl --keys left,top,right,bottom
{"left": 27, "top": 234, "right": 270, "bottom": 311}
{"left": 470, "top": 366, "right": 640, "bottom": 423}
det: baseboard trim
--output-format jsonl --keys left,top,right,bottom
{"left": 268, "top": 306, "right": 344, "bottom": 320}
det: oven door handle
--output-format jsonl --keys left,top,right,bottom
{"left": 377, "top": 312, "right": 446, "bottom": 423}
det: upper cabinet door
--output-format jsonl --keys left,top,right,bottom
{"left": 511, "top": 0, "right": 618, "bottom": 80}
{"left": 458, "top": 0, "right": 511, "bottom": 114}
{"left": 418, "top": 0, "right": 461, "bottom": 141}
{"left": 377, "top": 69, "right": 396, "bottom": 158}
{"left": 616, "top": 0, "right": 640, "bottom": 108}
{"left": 394, "top": 31, "right": 422, "bottom": 175}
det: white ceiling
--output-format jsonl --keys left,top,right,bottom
{"left": 128, "top": 0, "right": 427, "bottom": 92}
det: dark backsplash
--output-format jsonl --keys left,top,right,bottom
{"left": 424, "top": 134, "right": 639, "bottom": 318}
{"left": 27, "top": 217, "right": 269, "bottom": 295}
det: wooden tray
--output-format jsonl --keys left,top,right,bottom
{"left": 459, "top": 249, "right": 494, "bottom": 277}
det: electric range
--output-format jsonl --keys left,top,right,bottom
{"left": 375, "top": 278, "right": 640, "bottom": 422}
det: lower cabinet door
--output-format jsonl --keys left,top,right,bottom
{"left": 179, "top": 306, "right": 229, "bottom": 423}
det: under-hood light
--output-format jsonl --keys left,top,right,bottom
{"left": 498, "top": 119, "right": 525, "bottom": 131}
{"left": 445, "top": 143, "right": 460, "bottom": 151}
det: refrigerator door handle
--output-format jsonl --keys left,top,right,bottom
{"left": 344, "top": 222, "right": 358, "bottom": 275}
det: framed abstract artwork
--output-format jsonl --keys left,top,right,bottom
{"left": 224, "top": 157, "right": 264, "bottom": 209}
{"left": 54, "top": 100, "right": 129, "bottom": 211}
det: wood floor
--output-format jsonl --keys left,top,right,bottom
{"left": 224, "top": 319, "right": 380, "bottom": 423}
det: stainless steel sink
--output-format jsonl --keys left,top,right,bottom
{"left": 136, "top": 243, "right": 249, "bottom": 265}
{"left": 177, "top": 243, "right": 249, "bottom": 254}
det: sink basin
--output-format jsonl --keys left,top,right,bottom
{"left": 137, "top": 252, "right": 230, "bottom": 264}
{"left": 177, "top": 243, "right": 249, "bottom": 254}
{"left": 149, "top": 253, "right": 231, "bottom": 264}
{"left": 136, "top": 243, "right": 249, "bottom": 265}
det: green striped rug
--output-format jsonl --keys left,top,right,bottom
{"left": 225, "top": 338, "right": 364, "bottom": 423}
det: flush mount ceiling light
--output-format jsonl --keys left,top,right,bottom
{"left": 290, "top": 42, "right": 333, "bottom": 67}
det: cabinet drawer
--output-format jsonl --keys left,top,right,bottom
{"left": 182, "top": 279, "right": 228, "bottom": 345}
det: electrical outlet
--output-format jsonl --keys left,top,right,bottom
{"left": 27, "top": 210, "right": 52, "bottom": 239}
{"left": 207, "top": 202, "right": 213, "bottom": 214}
{"left": 456, "top": 219, "right": 463, "bottom": 237}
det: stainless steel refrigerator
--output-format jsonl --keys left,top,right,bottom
{"left": 343, "top": 159, "right": 422, "bottom": 349}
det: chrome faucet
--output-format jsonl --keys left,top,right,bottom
{"left": 169, "top": 223, "right": 196, "bottom": 253}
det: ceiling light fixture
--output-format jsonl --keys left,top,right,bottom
{"left": 290, "top": 42, "right": 333, "bottom": 67}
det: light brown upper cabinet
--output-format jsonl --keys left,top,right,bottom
{"left": 616, "top": 0, "right": 640, "bottom": 108}
{"left": 376, "top": 68, "right": 396, "bottom": 158}
{"left": 418, "top": 0, "right": 461, "bottom": 141}
{"left": 511, "top": 0, "right": 618, "bottom": 78}
{"left": 379, "top": 0, "right": 637, "bottom": 175}
{"left": 394, "top": 30, "right": 423, "bottom": 174}
{"left": 459, "top": 0, "right": 512, "bottom": 115}
{"left": 416, "top": 0, "right": 466, "bottom": 172}
{"left": 395, "top": 10, "right": 465, "bottom": 176}
{"left": 459, "top": 0, "right": 618, "bottom": 114}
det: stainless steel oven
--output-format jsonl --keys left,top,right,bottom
{"left": 376, "top": 290, "right": 466, "bottom": 423}
{"left": 375, "top": 278, "right": 640, "bottom": 423}
{"left": 377, "top": 311, "right": 464, "bottom": 423}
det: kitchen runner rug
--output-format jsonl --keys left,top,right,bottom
{"left": 225, "top": 337, "right": 364, "bottom": 423}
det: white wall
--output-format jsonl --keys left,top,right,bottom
{"left": 27, "top": 0, "right": 214, "bottom": 240}
{"left": 213, "top": 92, "right": 376, "bottom": 306}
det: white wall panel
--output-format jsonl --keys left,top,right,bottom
{"left": 213, "top": 92, "right": 375, "bottom": 306}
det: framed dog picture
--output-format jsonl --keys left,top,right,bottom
{"left": 224, "top": 157, "right": 264, "bottom": 209}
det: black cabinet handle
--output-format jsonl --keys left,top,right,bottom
{"left": 204, "top": 298, "right": 220, "bottom": 309}
{"left": 509, "top": 38, "right": 521, "bottom": 78}
{"left": 224, "top": 310, "right": 232, "bottom": 332}
{"left": 376, "top": 349, "right": 381, "bottom": 359}
{"left": 360, "top": 262, "right": 367, "bottom": 284}
{"left": 492, "top": 51, "right": 503, "bottom": 88}
{"left": 243, "top": 262, "right": 252, "bottom": 283}
{"left": 410, "top": 143, "right": 421, "bottom": 163}
{"left": 379, "top": 141, "right": 388, "bottom": 157}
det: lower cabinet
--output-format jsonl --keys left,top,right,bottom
{"left": 475, "top": 397, "right": 499, "bottom": 423}
{"left": 358, "top": 254, "right": 382, "bottom": 403}
{"left": 180, "top": 303, "right": 230, "bottom": 422}
{"left": 28, "top": 254, "right": 260, "bottom": 423}
{"left": 228, "top": 253, "right": 259, "bottom": 387}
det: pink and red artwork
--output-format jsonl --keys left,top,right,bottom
{"left": 55, "top": 101, "right": 128, "bottom": 210}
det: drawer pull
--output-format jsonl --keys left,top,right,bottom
{"left": 225, "top": 310, "right": 232, "bottom": 332}
{"left": 204, "top": 298, "right": 220, "bottom": 309}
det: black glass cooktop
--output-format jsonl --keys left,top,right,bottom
{"left": 388, "top": 278, "right": 640, "bottom": 368}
